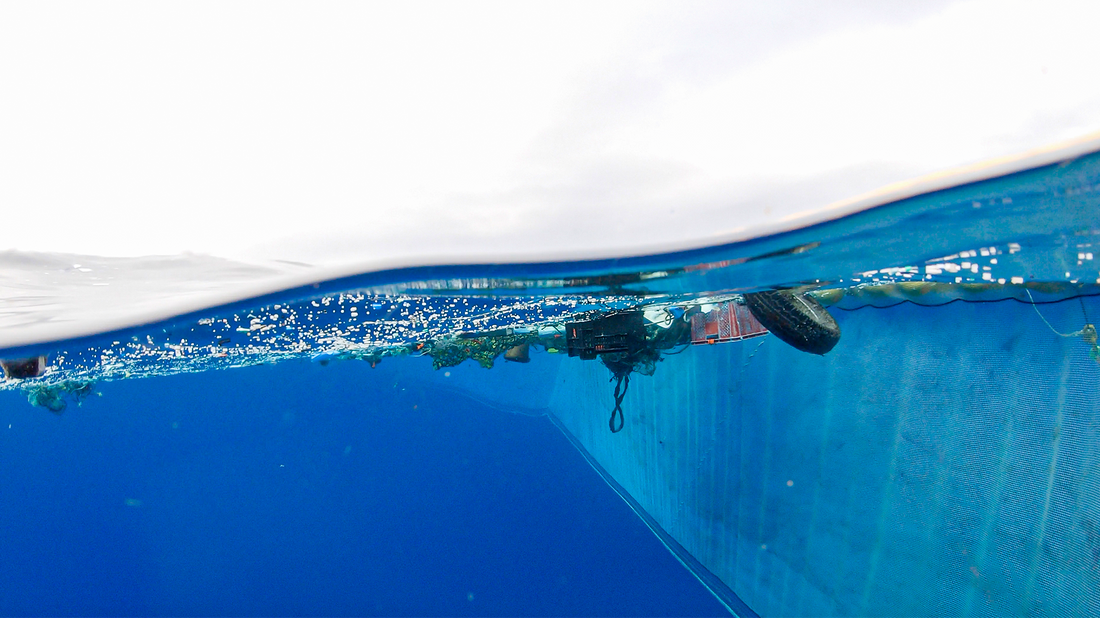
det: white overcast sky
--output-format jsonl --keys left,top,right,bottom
{"left": 2, "top": 0, "right": 1099, "bottom": 266}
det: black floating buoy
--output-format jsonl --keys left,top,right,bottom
{"left": 743, "top": 290, "right": 841, "bottom": 355}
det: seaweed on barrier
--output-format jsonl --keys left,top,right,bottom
{"left": 427, "top": 332, "right": 536, "bottom": 370}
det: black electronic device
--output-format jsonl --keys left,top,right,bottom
{"left": 564, "top": 312, "right": 646, "bottom": 360}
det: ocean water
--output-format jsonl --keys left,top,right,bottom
{"left": 0, "top": 360, "right": 730, "bottom": 616}
{"left": 2, "top": 150, "right": 1100, "bottom": 616}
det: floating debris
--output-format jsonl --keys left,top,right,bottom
{"left": 743, "top": 290, "right": 841, "bottom": 355}
{"left": 504, "top": 343, "right": 531, "bottom": 363}
{"left": 26, "top": 380, "right": 97, "bottom": 414}
{"left": 428, "top": 331, "right": 536, "bottom": 370}
{"left": 1, "top": 355, "right": 47, "bottom": 379}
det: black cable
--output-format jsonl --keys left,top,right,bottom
{"left": 831, "top": 291, "right": 1100, "bottom": 312}
{"left": 609, "top": 373, "right": 629, "bottom": 433}
{"left": 661, "top": 342, "right": 692, "bottom": 355}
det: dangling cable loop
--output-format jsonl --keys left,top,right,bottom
{"left": 609, "top": 373, "right": 629, "bottom": 433}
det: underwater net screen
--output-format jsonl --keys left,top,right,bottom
{"left": 2, "top": 145, "right": 1100, "bottom": 616}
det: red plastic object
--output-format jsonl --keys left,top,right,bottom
{"left": 690, "top": 301, "right": 768, "bottom": 344}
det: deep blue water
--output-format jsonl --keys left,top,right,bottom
{"left": 0, "top": 358, "right": 728, "bottom": 616}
